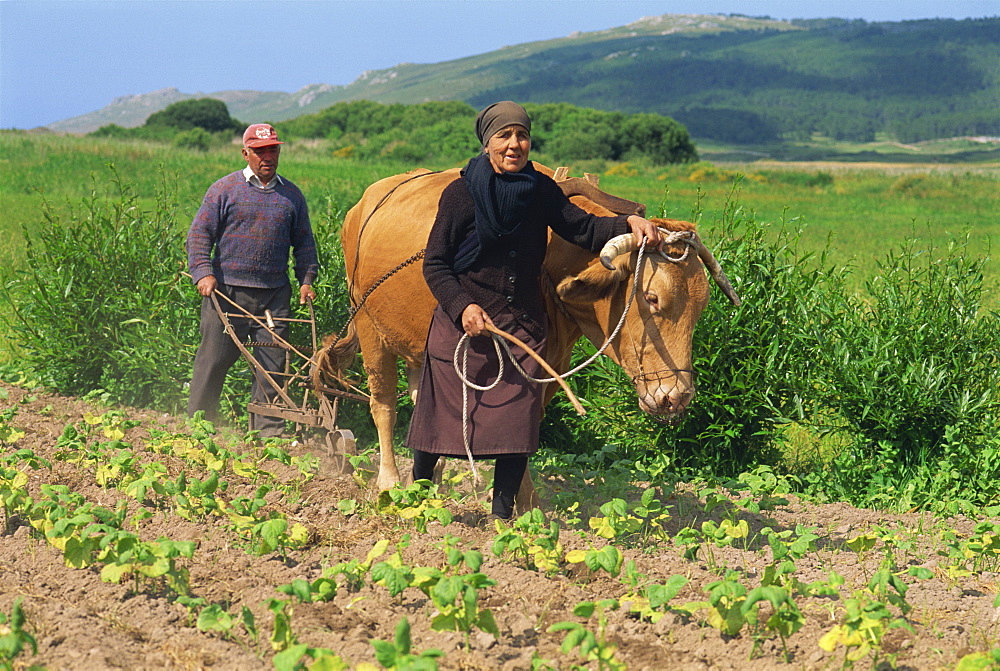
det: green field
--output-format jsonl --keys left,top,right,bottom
{"left": 5, "top": 132, "right": 998, "bottom": 303}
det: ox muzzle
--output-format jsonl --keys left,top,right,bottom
{"left": 633, "top": 368, "right": 696, "bottom": 424}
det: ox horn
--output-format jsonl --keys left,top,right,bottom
{"left": 694, "top": 237, "right": 742, "bottom": 306}
{"left": 599, "top": 232, "right": 639, "bottom": 270}
{"left": 598, "top": 229, "right": 742, "bottom": 307}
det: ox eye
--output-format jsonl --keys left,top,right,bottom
{"left": 643, "top": 292, "right": 659, "bottom": 310}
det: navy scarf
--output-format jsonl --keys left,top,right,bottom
{"left": 453, "top": 153, "right": 539, "bottom": 273}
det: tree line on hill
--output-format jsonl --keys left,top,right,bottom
{"left": 469, "top": 18, "right": 999, "bottom": 144}
{"left": 92, "top": 98, "right": 243, "bottom": 150}
{"left": 91, "top": 98, "right": 699, "bottom": 165}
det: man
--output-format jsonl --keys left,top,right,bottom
{"left": 186, "top": 123, "right": 318, "bottom": 436}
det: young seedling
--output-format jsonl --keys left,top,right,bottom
{"left": 681, "top": 569, "right": 751, "bottom": 637}
{"left": 368, "top": 617, "right": 444, "bottom": 671}
{"left": 424, "top": 569, "right": 499, "bottom": 643}
{"left": 371, "top": 538, "right": 417, "bottom": 600}
{"left": 548, "top": 599, "right": 625, "bottom": 671}
{"left": 377, "top": 480, "right": 453, "bottom": 533}
{"left": 492, "top": 509, "right": 564, "bottom": 574}
{"left": 272, "top": 644, "right": 349, "bottom": 671}
{"left": 267, "top": 598, "right": 296, "bottom": 653}
{"left": 672, "top": 526, "right": 703, "bottom": 562}
{"left": 621, "top": 569, "right": 689, "bottom": 623}
{"left": 742, "top": 585, "right": 805, "bottom": 662}
{"left": 0, "top": 598, "right": 37, "bottom": 667}
{"left": 324, "top": 539, "right": 390, "bottom": 593}
{"left": 276, "top": 575, "right": 338, "bottom": 604}
{"left": 819, "top": 594, "right": 913, "bottom": 668}
{"left": 587, "top": 489, "right": 670, "bottom": 546}
{"left": 565, "top": 544, "right": 624, "bottom": 579}
{"left": 0, "top": 407, "right": 26, "bottom": 446}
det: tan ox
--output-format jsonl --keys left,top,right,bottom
{"left": 320, "top": 165, "right": 739, "bottom": 509}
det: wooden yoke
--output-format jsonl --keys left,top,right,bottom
{"left": 553, "top": 166, "right": 646, "bottom": 217}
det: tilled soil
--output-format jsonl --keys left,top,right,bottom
{"left": 0, "top": 380, "right": 997, "bottom": 670}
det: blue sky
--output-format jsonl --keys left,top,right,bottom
{"left": 2, "top": 0, "right": 997, "bottom": 129}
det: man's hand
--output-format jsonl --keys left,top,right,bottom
{"left": 196, "top": 275, "right": 217, "bottom": 297}
{"left": 627, "top": 215, "right": 662, "bottom": 249}
{"left": 461, "top": 303, "right": 494, "bottom": 337}
{"left": 300, "top": 284, "right": 316, "bottom": 304}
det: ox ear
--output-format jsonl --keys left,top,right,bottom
{"left": 556, "top": 259, "right": 630, "bottom": 302}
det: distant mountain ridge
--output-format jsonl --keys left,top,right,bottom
{"left": 44, "top": 13, "right": 999, "bottom": 143}
{"left": 47, "top": 13, "right": 787, "bottom": 133}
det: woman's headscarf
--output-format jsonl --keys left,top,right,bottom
{"left": 475, "top": 100, "right": 532, "bottom": 148}
{"left": 454, "top": 102, "right": 538, "bottom": 274}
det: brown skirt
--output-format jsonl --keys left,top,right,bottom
{"left": 405, "top": 306, "right": 545, "bottom": 457}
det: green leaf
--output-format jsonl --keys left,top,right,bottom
{"left": 254, "top": 517, "right": 287, "bottom": 555}
{"left": 371, "top": 561, "right": 412, "bottom": 597}
{"left": 431, "top": 612, "right": 459, "bottom": 633}
{"left": 63, "top": 536, "right": 96, "bottom": 568}
{"left": 240, "top": 606, "right": 258, "bottom": 642}
{"left": 431, "top": 575, "right": 462, "bottom": 607}
{"left": 742, "top": 586, "right": 788, "bottom": 614}
{"left": 476, "top": 608, "right": 500, "bottom": 636}
{"left": 100, "top": 562, "right": 132, "bottom": 584}
{"left": 365, "top": 539, "right": 390, "bottom": 564}
{"left": 277, "top": 578, "right": 314, "bottom": 603}
{"left": 272, "top": 644, "right": 309, "bottom": 671}
{"left": 371, "top": 639, "right": 398, "bottom": 667}
{"left": 596, "top": 546, "right": 623, "bottom": 575}
{"left": 312, "top": 577, "right": 338, "bottom": 602}
{"left": 136, "top": 556, "right": 171, "bottom": 578}
{"left": 196, "top": 604, "right": 234, "bottom": 633}
{"left": 647, "top": 575, "right": 688, "bottom": 610}
{"left": 394, "top": 617, "right": 412, "bottom": 654}
{"left": 562, "top": 626, "right": 587, "bottom": 654}
{"left": 907, "top": 566, "right": 934, "bottom": 580}
{"left": 464, "top": 550, "right": 483, "bottom": 572}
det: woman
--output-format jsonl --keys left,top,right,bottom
{"left": 405, "top": 101, "right": 661, "bottom": 519}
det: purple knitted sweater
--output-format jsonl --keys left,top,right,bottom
{"left": 187, "top": 171, "right": 318, "bottom": 289}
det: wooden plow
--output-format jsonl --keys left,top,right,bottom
{"left": 209, "top": 290, "right": 363, "bottom": 473}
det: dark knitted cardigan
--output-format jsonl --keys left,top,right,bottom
{"left": 187, "top": 171, "right": 318, "bottom": 289}
{"left": 423, "top": 168, "right": 630, "bottom": 341}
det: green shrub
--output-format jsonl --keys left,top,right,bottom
{"left": 172, "top": 128, "right": 212, "bottom": 152}
{"left": 283, "top": 100, "right": 697, "bottom": 166}
{"left": 669, "top": 190, "right": 844, "bottom": 475}
{"left": 888, "top": 173, "right": 931, "bottom": 196}
{"left": 145, "top": 98, "right": 242, "bottom": 134}
{"left": 0, "top": 167, "right": 196, "bottom": 410}
{"left": 810, "top": 234, "right": 1000, "bottom": 508}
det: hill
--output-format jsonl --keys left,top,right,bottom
{"left": 45, "top": 13, "right": 999, "bottom": 144}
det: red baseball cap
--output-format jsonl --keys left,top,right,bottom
{"left": 243, "top": 123, "right": 283, "bottom": 148}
